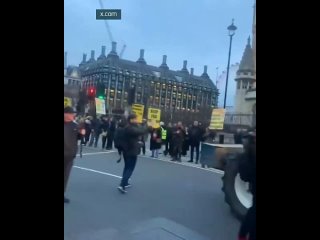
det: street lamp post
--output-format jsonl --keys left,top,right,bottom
{"left": 223, "top": 19, "right": 237, "bottom": 109}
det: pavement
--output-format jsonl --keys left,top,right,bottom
{"left": 64, "top": 145, "right": 240, "bottom": 240}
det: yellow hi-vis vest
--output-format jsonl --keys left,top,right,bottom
{"left": 161, "top": 127, "right": 167, "bottom": 140}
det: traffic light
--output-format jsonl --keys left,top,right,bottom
{"left": 87, "top": 87, "right": 96, "bottom": 99}
{"left": 96, "top": 83, "right": 106, "bottom": 99}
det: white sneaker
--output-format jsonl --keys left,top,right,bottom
{"left": 117, "top": 186, "right": 127, "bottom": 193}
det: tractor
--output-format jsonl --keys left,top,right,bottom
{"left": 200, "top": 134, "right": 255, "bottom": 221}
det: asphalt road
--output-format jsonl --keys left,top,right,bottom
{"left": 64, "top": 147, "right": 240, "bottom": 240}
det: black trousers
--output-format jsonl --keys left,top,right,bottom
{"left": 106, "top": 133, "right": 114, "bottom": 149}
{"left": 120, "top": 155, "right": 137, "bottom": 187}
{"left": 141, "top": 139, "right": 146, "bottom": 155}
{"left": 163, "top": 140, "right": 169, "bottom": 155}
{"left": 172, "top": 144, "right": 182, "bottom": 161}
{"left": 190, "top": 142, "right": 200, "bottom": 162}
{"left": 64, "top": 156, "right": 74, "bottom": 193}
{"left": 102, "top": 136, "right": 107, "bottom": 149}
{"left": 239, "top": 200, "right": 256, "bottom": 240}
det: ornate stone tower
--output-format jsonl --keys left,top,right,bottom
{"left": 234, "top": 37, "right": 256, "bottom": 113}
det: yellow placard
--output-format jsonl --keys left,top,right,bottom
{"left": 64, "top": 97, "right": 72, "bottom": 107}
{"left": 132, "top": 104, "right": 144, "bottom": 124}
{"left": 147, "top": 108, "right": 161, "bottom": 128}
{"left": 209, "top": 108, "right": 226, "bottom": 130}
{"left": 95, "top": 98, "right": 106, "bottom": 115}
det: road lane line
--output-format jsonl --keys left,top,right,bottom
{"left": 73, "top": 166, "right": 122, "bottom": 179}
{"left": 76, "top": 151, "right": 117, "bottom": 157}
{"left": 139, "top": 155, "right": 224, "bottom": 175}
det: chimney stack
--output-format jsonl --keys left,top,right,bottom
{"left": 190, "top": 68, "right": 194, "bottom": 75}
{"left": 183, "top": 60, "right": 187, "bottom": 69}
{"left": 140, "top": 49, "right": 144, "bottom": 58}
{"left": 98, "top": 46, "right": 107, "bottom": 60}
{"left": 159, "top": 55, "right": 169, "bottom": 70}
{"left": 201, "top": 65, "right": 209, "bottom": 78}
{"left": 108, "top": 41, "right": 119, "bottom": 58}
{"left": 163, "top": 55, "right": 167, "bottom": 64}
{"left": 204, "top": 65, "right": 207, "bottom": 74}
{"left": 90, "top": 50, "right": 95, "bottom": 60}
{"left": 137, "top": 49, "right": 146, "bottom": 64}
{"left": 180, "top": 60, "right": 189, "bottom": 74}
{"left": 82, "top": 53, "right": 87, "bottom": 62}
{"left": 112, "top": 41, "right": 117, "bottom": 53}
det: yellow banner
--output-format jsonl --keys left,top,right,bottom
{"left": 209, "top": 108, "right": 226, "bottom": 130}
{"left": 64, "top": 97, "right": 72, "bottom": 107}
{"left": 147, "top": 108, "right": 161, "bottom": 128}
{"left": 95, "top": 98, "right": 106, "bottom": 115}
{"left": 132, "top": 104, "right": 144, "bottom": 124}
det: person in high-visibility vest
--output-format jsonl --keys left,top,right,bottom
{"left": 160, "top": 122, "right": 169, "bottom": 155}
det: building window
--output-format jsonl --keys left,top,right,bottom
{"left": 237, "top": 81, "right": 240, "bottom": 89}
{"left": 242, "top": 82, "right": 248, "bottom": 89}
{"left": 155, "top": 97, "right": 159, "bottom": 105}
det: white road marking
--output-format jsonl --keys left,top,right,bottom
{"left": 75, "top": 150, "right": 224, "bottom": 175}
{"left": 73, "top": 166, "right": 122, "bottom": 179}
{"left": 139, "top": 155, "right": 224, "bottom": 175}
{"left": 76, "top": 151, "right": 116, "bottom": 157}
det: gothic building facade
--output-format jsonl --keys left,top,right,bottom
{"left": 79, "top": 42, "right": 219, "bottom": 124}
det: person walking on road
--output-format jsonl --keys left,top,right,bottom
{"left": 64, "top": 107, "right": 85, "bottom": 203}
{"left": 118, "top": 114, "right": 148, "bottom": 193}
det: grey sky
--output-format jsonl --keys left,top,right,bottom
{"left": 64, "top": 0, "right": 254, "bottom": 107}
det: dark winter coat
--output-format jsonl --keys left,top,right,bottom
{"left": 189, "top": 126, "right": 203, "bottom": 145}
{"left": 64, "top": 121, "right": 82, "bottom": 158}
{"left": 150, "top": 128, "right": 162, "bottom": 150}
{"left": 123, "top": 123, "right": 147, "bottom": 157}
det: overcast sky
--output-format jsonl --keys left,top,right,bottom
{"left": 64, "top": 0, "right": 254, "bottom": 107}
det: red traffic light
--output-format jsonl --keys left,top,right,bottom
{"left": 87, "top": 87, "right": 96, "bottom": 97}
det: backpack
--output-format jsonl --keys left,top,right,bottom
{"left": 114, "top": 127, "right": 127, "bottom": 151}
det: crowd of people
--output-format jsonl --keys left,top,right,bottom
{"left": 74, "top": 113, "right": 218, "bottom": 164}
{"left": 64, "top": 106, "right": 256, "bottom": 239}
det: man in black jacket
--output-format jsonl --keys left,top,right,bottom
{"left": 64, "top": 107, "right": 85, "bottom": 203}
{"left": 118, "top": 114, "right": 148, "bottom": 193}
{"left": 188, "top": 121, "right": 203, "bottom": 164}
